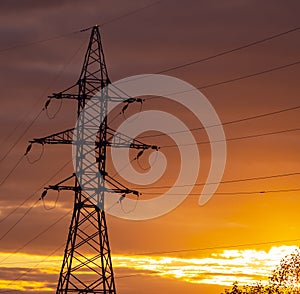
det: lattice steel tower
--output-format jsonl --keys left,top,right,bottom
{"left": 30, "top": 25, "right": 155, "bottom": 293}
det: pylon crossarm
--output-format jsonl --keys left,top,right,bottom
{"left": 43, "top": 174, "right": 77, "bottom": 192}
{"left": 39, "top": 174, "right": 77, "bottom": 200}
{"left": 105, "top": 173, "right": 140, "bottom": 196}
{"left": 48, "top": 82, "right": 79, "bottom": 100}
{"left": 30, "top": 126, "right": 159, "bottom": 150}
{"left": 50, "top": 93, "right": 79, "bottom": 100}
{"left": 41, "top": 172, "right": 139, "bottom": 196}
{"left": 107, "top": 127, "right": 159, "bottom": 150}
{"left": 30, "top": 128, "right": 74, "bottom": 145}
{"left": 49, "top": 85, "right": 127, "bottom": 102}
{"left": 105, "top": 188, "right": 139, "bottom": 195}
{"left": 47, "top": 185, "right": 78, "bottom": 192}
{"left": 106, "top": 84, "right": 138, "bottom": 103}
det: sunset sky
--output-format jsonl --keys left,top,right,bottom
{"left": 0, "top": 0, "right": 299, "bottom": 293}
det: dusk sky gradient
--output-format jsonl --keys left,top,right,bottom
{"left": 0, "top": 1, "right": 299, "bottom": 293}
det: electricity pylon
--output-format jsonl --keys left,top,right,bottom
{"left": 30, "top": 25, "right": 157, "bottom": 293}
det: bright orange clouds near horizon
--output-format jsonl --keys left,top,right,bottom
{"left": 0, "top": 245, "right": 299, "bottom": 293}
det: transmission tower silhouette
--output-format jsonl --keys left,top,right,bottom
{"left": 30, "top": 25, "right": 157, "bottom": 293}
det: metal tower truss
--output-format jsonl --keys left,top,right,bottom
{"left": 30, "top": 25, "right": 157, "bottom": 294}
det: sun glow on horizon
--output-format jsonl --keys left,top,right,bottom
{"left": 0, "top": 245, "right": 298, "bottom": 292}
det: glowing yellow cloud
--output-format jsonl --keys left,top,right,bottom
{"left": 0, "top": 245, "right": 297, "bottom": 292}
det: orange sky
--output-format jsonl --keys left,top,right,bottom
{"left": 0, "top": 1, "right": 299, "bottom": 293}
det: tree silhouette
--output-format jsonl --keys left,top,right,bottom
{"left": 222, "top": 248, "right": 300, "bottom": 294}
{"left": 271, "top": 248, "right": 300, "bottom": 293}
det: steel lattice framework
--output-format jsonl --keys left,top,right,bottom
{"left": 30, "top": 26, "right": 156, "bottom": 294}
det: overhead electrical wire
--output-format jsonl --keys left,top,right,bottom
{"left": 197, "top": 60, "right": 300, "bottom": 90}
{"left": 0, "top": 0, "right": 163, "bottom": 191}
{"left": 0, "top": 38, "right": 87, "bottom": 165}
{"left": 134, "top": 238, "right": 300, "bottom": 256}
{"left": 0, "top": 155, "right": 24, "bottom": 187}
{"left": 0, "top": 210, "right": 70, "bottom": 264}
{"left": 0, "top": 241, "right": 66, "bottom": 292}
{"left": 0, "top": 198, "right": 40, "bottom": 242}
{"left": 143, "top": 187, "right": 300, "bottom": 196}
{"left": 135, "top": 171, "right": 300, "bottom": 190}
{"left": 1, "top": 23, "right": 298, "bottom": 156}
{"left": 0, "top": 15, "right": 298, "bottom": 158}
{"left": 0, "top": 30, "right": 82, "bottom": 54}
{"left": 100, "top": 0, "right": 162, "bottom": 27}
{"left": 0, "top": 109, "right": 44, "bottom": 163}
{"left": 0, "top": 67, "right": 297, "bottom": 242}
{"left": 1, "top": 115, "right": 299, "bottom": 265}
{"left": 139, "top": 104, "right": 300, "bottom": 139}
{"left": 0, "top": 1, "right": 162, "bottom": 54}
{"left": 3, "top": 236, "right": 300, "bottom": 260}
{"left": 2, "top": 24, "right": 298, "bottom": 165}
{"left": 157, "top": 26, "right": 300, "bottom": 74}
{"left": 2, "top": 169, "right": 298, "bottom": 272}
{"left": 160, "top": 127, "right": 300, "bottom": 148}
{"left": 0, "top": 160, "right": 71, "bottom": 239}
{"left": 0, "top": 172, "right": 299, "bottom": 265}
{"left": 0, "top": 160, "right": 71, "bottom": 224}
{"left": 142, "top": 60, "right": 300, "bottom": 105}
{"left": 0, "top": 222, "right": 97, "bottom": 290}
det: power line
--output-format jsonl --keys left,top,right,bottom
{"left": 0, "top": 0, "right": 162, "bottom": 170}
{"left": 144, "top": 60, "right": 300, "bottom": 103}
{"left": 160, "top": 127, "right": 300, "bottom": 148}
{"left": 135, "top": 171, "right": 300, "bottom": 190}
{"left": 139, "top": 105, "right": 300, "bottom": 139}
{"left": 0, "top": 242, "right": 139, "bottom": 293}
{"left": 4, "top": 183, "right": 297, "bottom": 262}
{"left": 134, "top": 238, "right": 300, "bottom": 256}
{"left": 0, "top": 31, "right": 82, "bottom": 54}
{"left": 2, "top": 22, "right": 299, "bottom": 162}
{"left": 157, "top": 26, "right": 300, "bottom": 74}
{"left": 1, "top": 38, "right": 86, "bottom": 141}
{"left": 0, "top": 110, "right": 43, "bottom": 163}
{"left": 143, "top": 187, "right": 300, "bottom": 196}
{"left": 0, "top": 160, "right": 71, "bottom": 224}
{"left": 2, "top": 128, "right": 298, "bottom": 265}
{"left": 0, "top": 198, "right": 40, "bottom": 242}
{"left": 0, "top": 160, "right": 71, "bottom": 238}
{"left": 0, "top": 219, "right": 298, "bottom": 291}
{"left": 198, "top": 60, "right": 300, "bottom": 90}
{"left": 0, "top": 241, "right": 65, "bottom": 293}
{"left": 0, "top": 155, "right": 24, "bottom": 187}
{"left": 3, "top": 28, "right": 299, "bottom": 166}
{"left": 2, "top": 172, "right": 298, "bottom": 271}
{"left": 0, "top": 1, "right": 162, "bottom": 54}
{"left": 0, "top": 2, "right": 163, "bottom": 201}
{"left": 0, "top": 210, "right": 70, "bottom": 265}
{"left": 0, "top": 220, "right": 94, "bottom": 290}
{"left": 100, "top": 1, "right": 162, "bottom": 27}
{"left": 0, "top": 37, "right": 87, "bottom": 165}
{"left": 2, "top": 79, "right": 298, "bottom": 233}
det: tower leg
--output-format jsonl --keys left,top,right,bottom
{"left": 56, "top": 192, "right": 116, "bottom": 294}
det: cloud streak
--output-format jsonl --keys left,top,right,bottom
{"left": 0, "top": 245, "right": 298, "bottom": 292}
